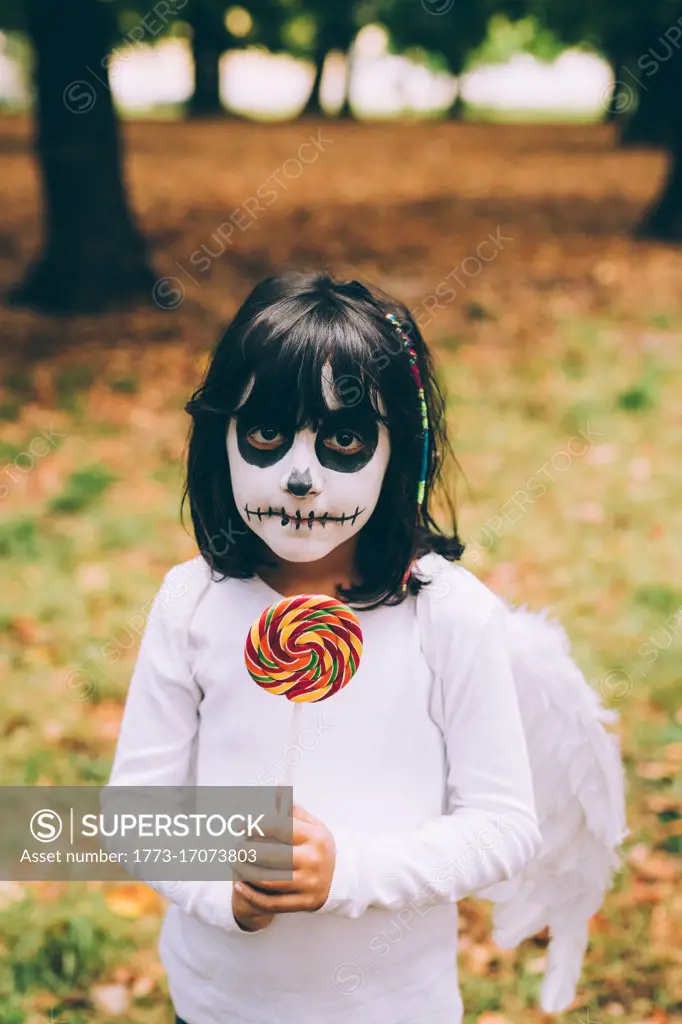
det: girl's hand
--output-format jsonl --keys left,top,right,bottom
{"left": 233, "top": 803, "right": 336, "bottom": 914}
{"left": 232, "top": 884, "right": 275, "bottom": 932}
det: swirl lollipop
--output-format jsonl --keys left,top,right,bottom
{"left": 244, "top": 594, "right": 363, "bottom": 702}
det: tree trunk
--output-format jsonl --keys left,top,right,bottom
{"left": 301, "top": 11, "right": 356, "bottom": 120}
{"left": 604, "top": 65, "right": 623, "bottom": 123}
{"left": 10, "top": 0, "right": 155, "bottom": 314}
{"left": 188, "top": 22, "right": 224, "bottom": 117}
{"left": 604, "top": 90, "right": 619, "bottom": 123}
{"left": 185, "top": 0, "right": 236, "bottom": 118}
{"left": 337, "top": 46, "right": 356, "bottom": 120}
{"left": 302, "top": 46, "right": 328, "bottom": 116}
{"left": 635, "top": 49, "right": 682, "bottom": 239}
{"left": 636, "top": 123, "right": 682, "bottom": 240}
{"left": 337, "top": 81, "right": 352, "bottom": 119}
{"left": 448, "top": 90, "right": 465, "bottom": 120}
{"left": 618, "top": 22, "right": 681, "bottom": 147}
{"left": 620, "top": 66, "right": 669, "bottom": 146}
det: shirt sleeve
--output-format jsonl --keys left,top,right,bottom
{"left": 318, "top": 599, "right": 541, "bottom": 919}
{"left": 106, "top": 565, "right": 250, "bottom": 935}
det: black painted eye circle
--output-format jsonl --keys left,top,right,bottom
{"left": 246, "top": 426, "right": 287, "bottom": 450}
{"left": 323, "top": 430, "right": 364, "bottom": 455}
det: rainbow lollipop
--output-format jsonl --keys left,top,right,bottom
{"left": 244, "top": 594, "right": 363, "bottom": 703}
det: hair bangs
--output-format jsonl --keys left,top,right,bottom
{"left": 238, "top": 298, "right": 386, "bottom": 429}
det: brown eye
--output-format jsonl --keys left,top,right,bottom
{"left": 323, "top": 430, "right": 364, "bottom": 455}
{"left": 246, "top": 426, "right": 287, "bottom": 451}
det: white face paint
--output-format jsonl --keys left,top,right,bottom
{"left": 226, "top": 371, "right": 390, "bottom": 563}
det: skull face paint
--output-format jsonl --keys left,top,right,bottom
{"left": 226, "top": 381, "right": 390, "bottom": 563}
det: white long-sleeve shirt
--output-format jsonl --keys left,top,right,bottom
{"left": 108, "top": 552, "right": 540, "bottom": 1024}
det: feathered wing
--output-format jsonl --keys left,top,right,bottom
{"left": 477, "top": 603, "right": 629, "bottom": 1013}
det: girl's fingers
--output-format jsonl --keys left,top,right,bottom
{"left": 235, "top": 872, "right": 299, "bottom": 892}
{"left": 232, "top": 860, "right": 298, "bottom": 888}
{"left": 235, "top": 882, "right": 311, "bottom": 914}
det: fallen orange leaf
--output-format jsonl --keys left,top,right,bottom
{"left": 104, "top": 883, "right": 163, "bottom": 918}
{"left": 646, "top": 794, "right": 682, "bottom": 814}
{"left": 636, "top": 762, "right": 674, "bottom": 781}
{"left": 89, "top": 700, "right": 125, "bottom": 742}
{"left": 631, "top": 852, "right": 679, "bottom": 883}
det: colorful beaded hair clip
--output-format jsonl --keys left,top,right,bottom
{"left": 384, "top": 311, "right": 430, "bottom": 592}
{"left": 384, "top": 311, "right": 429, "bottom": 508}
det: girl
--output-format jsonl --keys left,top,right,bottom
{"left": 108, "top": 270, "right": 544, "bottom": 1024}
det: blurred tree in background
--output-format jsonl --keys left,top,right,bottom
{"left": 522, "top": 0, "right": 682, "bottom": 236}
{"left": 184, "top": 0, "right": 235, "bottom": 117}
{"left": 2, "top": 0, "right": 682, "bottom": 312}
{"left": 264, "top": 0, "right": 360, "bottom": 117}
{"left": 6, "top": 0, "right": 155, "bottom": 313}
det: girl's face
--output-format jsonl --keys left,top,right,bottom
{"left": 226, "top": 372, "right": 390, "bottom": 563}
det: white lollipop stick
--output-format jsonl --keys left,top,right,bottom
{"left": 280, "top": 703, "right": 302, "bottom": 794}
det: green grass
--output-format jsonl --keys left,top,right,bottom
{"left": 48, "top": 465, "right": 118, "bottom": 516}
{"left": 107, "top": 375, "right": 140, "bottom": 395}
{"left": 634, "top": 585, "right": 682, "bottom": 616}
{"left": 0, "top": 517, "right": 41, "bottom": 559}
{"left": 464, "top": 103, "right": 603, "bottom": 124}
{"left": 0, "top": 890, "right": 139, "bottom": 1024}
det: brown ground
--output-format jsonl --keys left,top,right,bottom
{"left": 0, "top": 117, "right": 680, "bottom": 369}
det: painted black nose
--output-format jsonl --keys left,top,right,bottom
{"left": 287, "top": 468, "right": 313, "bottom": 497}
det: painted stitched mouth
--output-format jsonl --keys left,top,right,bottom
{"left": 244, "top": 505, "right": 365, "bottom": 530}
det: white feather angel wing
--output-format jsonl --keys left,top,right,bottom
{"left": 478, "top": 603, "right": 629, "bottom": 1012}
